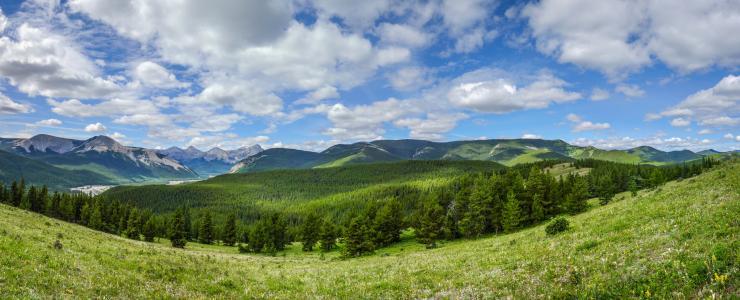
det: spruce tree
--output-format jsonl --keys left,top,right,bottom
{"left": 169, "top": 208, "right": 187, "bottom": 248}
{"left": 300, "top": 213, "right": 321, "bottom": 251}
{"left": 502, "top": 190, "right": 520, "bottom": 233}
{"left": 249, "top": 222, "right": 267, "bottom": 253}
{"left": 373, "top": 199, "right": 404, "bottom": 247}
{"left": 88, "top": 201, "right": 103, "bottom": 230}
{"left": 565, "top": 176, "right": 589, "bottom": 214}
{"left": 21, "top": 185, "right": 35, "bottom": 210}
{"left": 319, "top": 219, "right": 337, "bottom": 252}
{"left": 531, "top": 193, "right": 545, "bottom": 223}
{"left": 143, "top": 217, "right": 156, "bottom": 242}
{"left": 125, "top": 208, "right": 141, "bottom": 240}
{"left": 198, "top": 211, "right": 214, "bottom": 244}
{"left": 10, "top": 181, "right": 20, "bottom": 206}
{"left": 458, "top": 202, "right": 485, "bottom": 238}
{"left": 416, "top": 201, "right": 445, "bottom": 249}
{"left": 222, "top": 213, "right": 237, "bottom": 246}
{"left": 343, "top": 216, "right": 374, "bottom": 257}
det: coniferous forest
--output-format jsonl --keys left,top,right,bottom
{"left": 0, "top": 157, "right": 720, "bottom": 255}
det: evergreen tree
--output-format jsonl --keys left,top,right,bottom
{"left": 198, "top": 211, "right": 214, "bottom": 244}
{"left": 300, "top": 213, "right": 321, "bottom": 251}
{"left": 372, "top": 199, "right": 404, "bottom": 247}
{"left": 222, "top": 213, "right": 237, "bottom": 246}
{"left": 143, "top": 217, "right": 156, "bottom": 242}
{"left": 249, "top": 221, "right": 268, "bottom": 253}
{"left": 10, "top": 181, "right": 20, "bottom": 206}
{"left": 125, "top": 208, "right": 141, "bottom": 240}
{"left": 34, "top": 185, "right": 48, "bottom": 213}
{"left": 21, "top": 185, "right": 35, "bottom": 210}
{"left": 502, "top": 190, "right": 520, "bottom": 233}
{"left": 416, "top": 200, "right": 445, "bottom": 249}
{"left": 182, "top": 206, "right": 193, "bottom": 241}
{"left": 319, "top": 219, "right": 337, "bottom": 252}
{"left": 169, "top": 208, "right": 187, "bottom": 248}
{"left": 88, "top": 201, "right": 103, "bottom": 230}
{"left": 530, "top": 193, "right": 545, "bottom": 222}
{"left": 458, "top": 202, "right": 485, "bottom": 238}
{"left": 565, "top": 176, "right": 589, "bottom": 214}
{"left": 343, "top": 216, "right": 374, "bottom": 257}
{"left": 628, "top": 176, "right": 638, "bottom": 197}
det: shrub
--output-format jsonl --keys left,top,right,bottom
{"left": 545, "top": 217, "right": 569, "bottom": 235}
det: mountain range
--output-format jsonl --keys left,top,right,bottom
{"left": 0, "top": 133, "right": 733, "bottom": 190}
{"left": 158, "top": 145, "right": 263, "bottom": 176}
{"left": 229, "top": 138, "right": 728, "bottom": 173}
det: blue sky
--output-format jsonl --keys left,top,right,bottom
{"left": 0, "top": 0, "right": 738, "bottom": 151}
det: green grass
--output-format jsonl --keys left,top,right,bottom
{"left": 2, "top": 161, "right": 737, "bottom": 298}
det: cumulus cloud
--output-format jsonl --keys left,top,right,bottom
{"left": 521, "top": 133, "right": 542, "bottom": 139}
{"left": 523, "top": 0, "right": 740, "bottom": 77}
{"left": 394, "top": 113, "right": 467, "bottom": 140}
{"left": 653, "top": 74, "right": 740, "bottom": 128}
{"left": 387, "top": 66, "right": 432, "bottom": 91}
{"left": 447, "top": 69, "right": 581, "bottom": 113}
{"left": 36, "top": 118, "right": 62, "bottom": 126}
{"left": 377, "top": 23, "right": 430, "bottom": 48}
{"left": 0, "top": 24, "right": 122, "bottom": 99}
{"left": 295, "top": 86, "right": 339, "bottom": 105}
{"left": 590, "top": 88, "right": 610, "bottom": 101}
{"left": 566, "top": 113, "right": 611, "bottom": 132}
{"left": 84, "top": 122, "right": 107, "bottom": 133}
{"left": 133, "top": 61, "right": 189, "bottom": 89}
{"left": 670, "top": 117, "right": 690, "bottom": 127}
{"left": 48, "top": 98, "right": 159, "bottom": 118}
{"left": 615, "top": 84, "right": 645, "bottom": 98}
{"left": 571, "top": 135, "right": 717, "bottom": 151}
{"left": 0, "top": 93, "right": 32, "bottom": 114}
{"left": 324, "top": 98, "right": 417, "bottom": 141}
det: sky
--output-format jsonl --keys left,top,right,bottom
{"left": 0, "top": 0, "right": 738, "bottom": 152}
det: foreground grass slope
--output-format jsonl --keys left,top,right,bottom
{"left": 1, "top": 162, "right": 738, "bottom": 298}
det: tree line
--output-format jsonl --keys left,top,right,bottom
{"left": 0, "top": 157, "right": 719, "bottom": 256}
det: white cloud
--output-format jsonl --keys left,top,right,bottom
{"left": 521, "top": 133, "right": 542, "bottom": 139}
{"left": 670, "top": 117, "right": 691, "bottom": 127}
{"left": 0, "top": 8, "right": 7, "bottom": 32}
{"left": 387, "top": 66, "right": 432, "bottom": 91}
{"left": 566, "top": 113, "right": 611, "bottom": 132}
{"left": 654, "top": 74, "right": 740, "bottom": 128}
{"left": 312, "top": 0, "right": 391, "bottom": 30}
{"left": 441, "top": 0, "right": 497, "bottom": 53}
{"left": 590, "top": 88, "right": 610, "bottom": 101}
{"left": 324, "top": 98, "right": 417, "bottom": 141}
{"left": 84, "top": 122, "right": 107, "bottom": 133}
{"left": 0, "top": 93, "right": 32, "bottom": 114}
{"left": 698, "top": 129, "right": 713, "bottom": 135}
{"left": 615, "top": 84, "right": 645, "bottom": 98}
{"left": 572, "top": 135, "right": 717, "bottom": 151}
{"left": 0, "top": 23, "right": 122, "bottom": 99}
{"left": 48, "top": 98, "right": 159, "bottom": 118}
{"left": 724, "top": 133, "right": 735, "bottom": 140}
{"left": 295, "top": 85, "right": 339, "bottom": 105}
{"left": 394, "top": 113, "right": 467, "bottom": 140}
{"left": 447, "top": 69, "right": 581, "bottom": 113}
{"left": 523, "top": 0, "right": 740, "bottom": 77}
{"left": 133, "top": 61, "right": 188, "bottom": 89}
{"left": 36, "top": 118, "right": 62, "bottom": 126}
{"left": 377, "top": 23, "right": 430, "bottom": 48}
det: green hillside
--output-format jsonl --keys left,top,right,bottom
{"left": 102, "top": 160, "right": 505, "bottom": 222}
{"left": 0, "top": 150, "right": 113, "bottom": 190}
{"left": 233, "top": 138, "right": 711, "bottom": 173}
{"left": 2, "top": 161, "right": 736, "bottom": 298}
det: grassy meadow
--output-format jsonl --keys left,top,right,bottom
{"left": 1, "top": 161, "right": 737, "bottom": 298}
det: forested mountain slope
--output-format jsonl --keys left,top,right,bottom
{"left": 2, "top": 161, "right": 736, "bottom": 298}
{"left": 0, "top": 150, "right": 113, "bottom": 190}
{"left": 232, "top": 138, "right": 713, "bottom": 172}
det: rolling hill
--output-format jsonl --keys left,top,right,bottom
{"left": 2, "top": 160, "right": 736, "bottom": 298}
{"left": 231, "top": 138, "right": 712, "bottom": 173}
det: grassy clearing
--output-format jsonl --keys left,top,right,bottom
{"left": 1, "top": 162, "right": 738, "bottom": 298}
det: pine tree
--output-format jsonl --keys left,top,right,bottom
{"left": 628, "top": 176, "right": 638, "bottom": 197}
{"left": 319, "top": 219, "right": 337, "bottom": 252}
{"left": 198, "top": 211, "right": 214, "bottom": 244}
{"left": 373, "top": 199, "right": 404, "bottom": 247}
{"left": 88, "top": 201, "right": 103, "bottom": 230}
{"left": 502, "top": 190, "right": 520, "bottom": 233}
{"left": 531, "top": 193, "right": 545, "bottom": 223}
{"left": 143, "top": 217, "right": 156, "bottom": 242}
{"left": 416, "top": 201, "right": 445, "bottom": 249}
{"left": 565, "top": 176, "right": 589, "bottom": 214}
{"left": 10, "top": 181, "right": 20, "bottom": 206}
{"left": 34, "top": 185, "right": 48, "bottom": 213}
{"left": 222, "top": 213, "right": 237, "bottom": 246}
{"left": 125, "top": 208, "right": 141, "bottom": 240}
{"left": 169, "top": 208, "right": 187, "bottom": 248}
{"left": 300, "top": 213, "right": 321, "bottom": 251}
{"left": 343, "top": 216, "right": 374, "bottom": 257}
{"left": 458, "top": 202, "right": 485, "bottom": 238}
{"left": 20, "top": 185, "right": 34, "bottom": 210}
{"left": 249, "top": 221, "right": 268, "bottom": 253}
